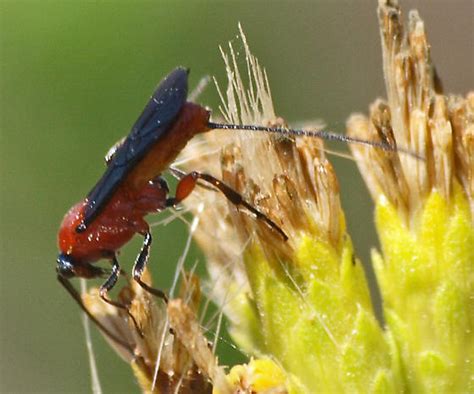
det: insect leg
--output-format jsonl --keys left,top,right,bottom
{"left": 167, "top": 170, "right": 288, "bottom": 240}
{"left": 132, "top": 231, "right": 169, "bottom": 302}
{"left": 57, "top": 274, "right": 134, "bottom": 354}
{"left": 99, "top": 257, "right": 143, "bottom": 337}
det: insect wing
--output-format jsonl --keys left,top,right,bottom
{"left": 79, "top": 67, "right": 189, "bottom": 231}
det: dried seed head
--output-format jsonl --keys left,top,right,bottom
{"left": 347, "top": 0, "right": 474, "bottom": 224}
{"left": 168, "top": 299, "right": 230, "bottom": 393}
{"left": 82, "top": 270, "right": 215, "bottom": 393}
{"left": 177, "top": 26, "right": 344, "bottom": 326}
{"left": 449, "top": 92, "right": 474, "bottom": 217}
{"left": 175, "top": 27, "right": 387, "bottom": 394}
{"left": 347, "top": 3, "right": 474, "bottom": 392}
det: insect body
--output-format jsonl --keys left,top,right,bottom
{"left": 58, "top": 68, "right": 209, "bottom": 278}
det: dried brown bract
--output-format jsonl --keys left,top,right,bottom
{"left": 83, "top": 270, "right": 215, "bottom": 393}
{"left": 347, "top": 0, "right": 474, "bottom": 223}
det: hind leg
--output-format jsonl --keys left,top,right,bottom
{"left": 167, "top": 170, "right": 287, "bottom": 240}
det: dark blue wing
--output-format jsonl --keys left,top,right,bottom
{"left": 77, "top": 67, "right": 189, "bottom": 232}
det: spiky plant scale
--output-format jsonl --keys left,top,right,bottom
{"left": 226, "top": 291, "right": 266, "bottom": 356}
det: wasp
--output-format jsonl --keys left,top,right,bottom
{"left": 57, "top": 67, "right": 408, "bottom": 347}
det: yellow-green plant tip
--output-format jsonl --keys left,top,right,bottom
{"left": 340, "top": 307, "right": 393, "bottom": 392}
{"left": 307, "top": 279, "right": 345, "bottom": 330}
{"left": 418, "top": 351, "right": 448, "bottom": 392}
{"left": 340, "top": 238, "right": 372, "bottom": 310}
{"left": 233, "top": 229, "right": 393, "bottom": 393}
{"left": 243, "top": 243, "right": 274, "bottom": 292}
{"left": 418, "top": 192, "right": 448, "bottom": 267}
{"left": 382, "top": 310, "right": 407, "bottom": 346}
{"left": 371, "top": 370, "right": 397, "bottom": 394}
{"left": 433, "top": 280, "right": 474, "bottom": 388}
{"left": 217, "top": 222, "right": 390, "bottom": 393}
{"left": 384, "top": 329, "right": 405, "bottom": 390}
{"left": 226, "top": 292, "right": 265, "bottom": 356}
{"left": 256, "top": 274, "right": 301, "bottom": 357}
{"left": 371, "top": 249, "right": 387, "bottom": 295}
{"left": 373, "top": 186, "right": 473, "bottom": 392}
{"left": 433, "top": 281, "right": 468, "bottom": 348}
{"left": 295, "top": 235, "right": 339, "bottom": 283}
{"left": 374, "top": 198, "right": 421, "bottom": 291}
{"left": 443, "top": 185, "right": 474, "bottom": 284}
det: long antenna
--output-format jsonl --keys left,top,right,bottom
{"left": 207, "top": 121, "right": 423, "bottom": 160}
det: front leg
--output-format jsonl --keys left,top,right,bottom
{"left": 132, "top": 231, "right": 168, "bottom": 302}
{"left": 99, "top": 257, "right": 122, "bottom": 306}
{"left": 99, "top": 256, "right": 143, "bottom": 336}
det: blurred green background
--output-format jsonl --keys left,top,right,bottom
{"left": 1, "top": 1, "right": 472, "bottom": 392}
